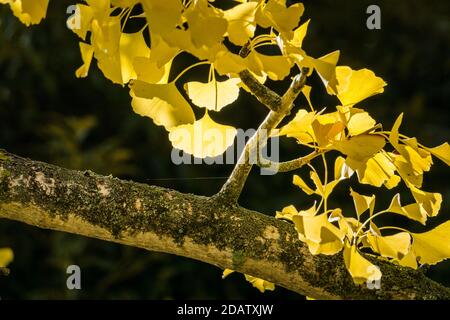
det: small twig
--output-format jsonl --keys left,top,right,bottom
{"left": 239, "top": 70, "right": 282, "bottom": 112}
{"left": 257, "top": 150, "right": 323, "bottom": 173}
{"left": 237, "top": 43, "right": 282, "bottom": 112}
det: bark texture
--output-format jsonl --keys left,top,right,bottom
{"left": 0, "top": 149, "right": 449, "bottom": 300}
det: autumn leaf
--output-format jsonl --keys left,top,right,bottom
{"left": 223, "top": 2, "right": 258, "bottom": 46}
{"left": 184, "top": 78, "right": 241, "bottom": 111}
{"left": 293, "top": 211, "right": 345, "bottom": 255}
{"left": 168, "top": 112, "right": 237, "bottom": 158}
{"left": 367, "top": 232, "right": 411, "bottom": 260}
{"left": 1, "top": 0, "right": 49, "bottom": 26}
{"left": 350, "top": 188, "right": 375, "bottom": 218}
{"left": 0, "top": 248, "right": 13, "bottom": 268}
{"left": 334, "top": 66, "right": 387, "bottom": 107}
{"left": 130, "top": 80, "right": 195, "bottom": 130}
{"left": 387, "top": 194, "right": 428, "bottom": 225}
{"left": 222, "top": 269, "right": 275, "bottom": 293}
{"left": 244, "top": 275, "right": 275, "bottom": 293}
{"left": 343, "top": 241, "right": 382, "bottom": 285}
{"left": 411, "top": 221, "right": 450, "bottom": 265}
{"left": 332, "top": 134, "right": 386, "bottom": 162}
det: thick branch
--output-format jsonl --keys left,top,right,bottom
{"left": 0, "top": 150, "right": 449, "bottom": 299}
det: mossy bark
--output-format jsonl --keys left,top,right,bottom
{"left": 0, "top": 149, "right": 449, "bottom": 299}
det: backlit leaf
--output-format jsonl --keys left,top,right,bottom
{"left": 334, "top": 67, "right": 387, "bottom": 107}
{"left": 387, "top": 194, "right": 427, "bottom": 224}
{"left": 0, "top": 248, "right": 13, "bottom": 268}
{"left": 168, "top": 112, "right": 237, "bottom": 158}
{"left": 184, "top": 78, "right": 240, "bottom": 111}
{"left": 343, "top": 241, "right": 382, "bottom": 285}
{"left": 244, "top": 275, "right": 275, "bottom": 293}
{"left": 333, "top": 135, "right": 386, "bottom": 161}
{"left": 130, "top": 81, "right": 195, "bottom": 130}
{"left": 367, "top": 232, "right": 411, "bottom": 260}
{"left": 411, "top": 221, "right": 450, "bottom": 265}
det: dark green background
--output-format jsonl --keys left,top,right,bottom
{"left": 0, "top": 0, "right": 449, "bottom": 299}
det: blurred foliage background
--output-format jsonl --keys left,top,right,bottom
{"left": 0, "top": 0, "right": 449, "bottom": 299}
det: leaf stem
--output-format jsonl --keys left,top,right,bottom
{"left": 173, "top": 61, "right": 211, "bottom": 83}
{"left": 355, "top": 210, "right": 389, "bottom": 239}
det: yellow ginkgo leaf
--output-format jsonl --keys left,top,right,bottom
{"left": 397, "top": 249, "right": 418, "bottom": 269}
{"left": 168, "top": 112, "right": 237, "bottom": 158}
{"left": 343, "top": 241, "right": 382, "bottom": 285}
{"left": 149, "top": 32, "right": 180, "bottom": 68}
{"left": 1, "top": 0, "right": 49, "bottom": 26}
{"left": 293, "top": 174, "right": 315, "bottom": 195}
{"left": 244, "top": 274, "right": 275, "bottom": 293}
{"left": 332, "top": 214, "right": 362, "bottom": 242}
{"left": 334, "top": 66, "right": 387, "bottom": 107}
{"left": 223, "top": 2, "right": 258, "bottom": 46}
{"left": 118, "top": 30, "right": 152, "bottom": 84}
{"left": 133, "top": 57, "right": 172, "bottom": 84}
{"left": 314, "top": 50, "right": 340, "bottom": 93}
{"left": 213, "top": 49, "right": 247, "bottom": 75}
{"left": 367, "top": 232, "right": 411, "bottom": 260}
{"left": 184, "top": 0, "right": 228, "bottom": 48}
{"left": 278, "top": 109, "right": 316, "bottom": 144}
{"left": 347, "top": 112, "right": 377, "bottom": 136}
{"left": 411, "top": 221, "right": 450, "bottom": 265}
{"left": 184, "top": 78, "right": 241, "bottom": 111}
{"left": 68, "top": 4, "right": 94, "bottom": 40}
{"left": 387, "top": 194, "right": 427, "bottom": 225}
{"left": 130, "top": 81, "right": 195, "bottom": 130}
{"left": 275, "top": 205, "right": 299, "bottom": 221}
{"left": 389, "top": 113, "right": 403, "bottom": 148}
{"left": 311, "top": 117, "right": 345, "bottom": 147}
{"left": 301, "top": 85, "right": 314, "bottom": 110}
{"left": 245, "top": 51, "right": 293, "bottom": 81}
{"left": 222, "top": 268, "right": 235, "bottom": 279}
{"left": 290, "top": 19, "right": 310, "bottom": 49}
{"left": 310, "top": 171, "right": 340, "bottom": 199}
{"left": 141, "top": 0, "right": 183, "bottom": 36}
{"left": 409, "top": 185, "right": 442, "bottom": 218}
{"left": 333, "top": 134, "right": 386, "bottom": 161}
{"left": 75, "top": 42, "right": 95, "bottom": 78}
{"left": 262, "top": 0, "right": 304, "bottom": 40}
{"left": 350, "top": 188, "right": 375, "bottom": 218}
{"left": 346, "top": 152, "right": 399, "bottom": 188}
{"left": 393, "top": 154, "right": 423, "bottom": 188}
{"left": 426, "top": 142, "right": 450, "bottom": 166}
{"left": 397, "top": 145, "right": 432, "bottom": 176}
{"left": 0, "top": 248, "right": 13, "bottom": 267}
{"left": 92, "top": 23, "right": 151, "bottom": 85}
{"left": 334, "top": 156, "right": 354, "bottom": 181}
{"left": 275, "top": 203, "right": 317, "bottom": 221}
{"left": 293, "top": 213, "right": 345, "bottom": 255}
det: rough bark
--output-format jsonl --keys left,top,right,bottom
{"left": 0, "top": 149, "right": 449, "bottom": 300}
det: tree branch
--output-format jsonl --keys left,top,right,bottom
{"left": 1, "top": 149, "right": 449, "bottom": 299}
{"left": 257, "top": 150, "right": 323, "bottom": 173}
{"left": 218, "top": 69, "right": 309, "bottom": 202}
{"left": 238, "top": 70, "right": 282, "bottom": 112}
